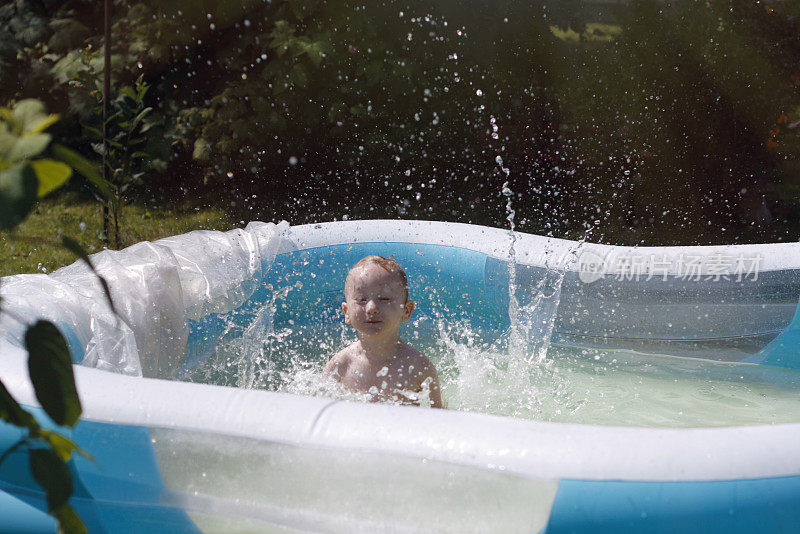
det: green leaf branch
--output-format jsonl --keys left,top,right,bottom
{"left": 0, "top": 98, "right": 109, "bottom": 534}
{"left": 81, "top": 74, "right": 156, "bottom": 248}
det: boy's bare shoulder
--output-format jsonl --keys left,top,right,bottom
{"left": 324, "top": 342, "right": 358, "bottom": 375}
{"left": 397, "top": 342, "right": 435, "bottom": 371}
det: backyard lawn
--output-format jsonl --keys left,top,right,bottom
{"left": 0, "top": 193, "right": 233, "bottom": 277}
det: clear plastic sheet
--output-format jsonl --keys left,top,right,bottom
{"left": 0, "top": 221, "right": 287, "bottom": 377}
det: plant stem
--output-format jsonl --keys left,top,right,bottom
{"left": 0, "top": 436, "right": 30, "bottom": 468}
{"left": 102, "top": 0, "right": 112, "bottom": 248}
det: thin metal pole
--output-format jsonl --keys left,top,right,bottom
{"left": 102, "top": 0, "right": 112, "bottom": 247}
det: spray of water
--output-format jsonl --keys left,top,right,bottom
{"left": 428, "top": 152, "right": 597, "bottom": 418}
{"left": 496, "top": 155, "right": 522, "bottom": 352}
{"left": 182, "top": 148, "right": 590, "bottom": 417}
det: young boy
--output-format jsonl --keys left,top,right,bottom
{"left": 324, "top": 255, "right": 444, "bottom": 408}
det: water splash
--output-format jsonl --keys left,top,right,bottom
{"left": 497, "top": 151, "right": 569, "bottom": 366}
{"left": 233, "top": 283, "right": 304, "bottom": 389}
{"left": 514, "top": 228, "right": 594, "bottom": 366}
{"left": 234, "top": 301, "right": 275, "bottom": 389}
{"left": 433, "top": 319, "right": 587, "bottom": 418}
{"left": 496, "top": 154, "right": 522, "bottom": 355}
{"left": 283, "top": 366, "right": 373, "bottom": 403}
{"left": 184, "top": 283, "right": 300, "bottom": 389}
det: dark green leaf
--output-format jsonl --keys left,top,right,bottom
{"left": 120, "top": 87, "right": 138, "bottom": 101}
{"left": 29, "top": 448, "right": 72, "bottom": 511}
{"left": 130, "top": 108, "right": 152, "bottom": 132}
{"left": 52, "top": 503, "right": 87, "bottom": 534}
{"left": 104, "top": 111, "right": 122, "bottom": 125}
{"left": 51, "top": 144, "right": 114, "bottom": 201}
{"left": 39, "top": 430, "right": 93, "bottom": 463}
{"left": 27, "top": 115, "right": 60, "bottom": 136}
{"left": 134, "top": 75, "right": 149, "bottom": 98}
{"left": 7, "top": 134, "right": 51, "bottom": 162}
{"left": 0, "top": 378, "right": 38, "bottom": 430}
{"left": 10, "top": 100, "right": 48, "bottom": 134}
{"left": 116, "top": 100, "right": 133, "bottom": 118}
{"left": 0, "top": 125, "right": 16, "bottom": 160}
{"left": 0, "top": 164, "right": 38, "bottom": 230}
{"left": 82, "top": 125, "right": 103, "bottom": 139}
{"left": 25, "top": 320, "right": 82, "bottom": 427}
{"left": 61, "top": 236, "right": 118, "bottom": 317}
{"left": 31, "top": 159, "right": 72, "bottom": 197}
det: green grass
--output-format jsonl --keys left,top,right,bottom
{"left": 0, "top": 193, "right": 235, "bottom": 277}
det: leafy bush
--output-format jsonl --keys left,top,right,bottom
{"left": 0, "top": 98, "right": 106, "bottom": 534}
{"left": 2, "top": 0, "right": 800, "bottom": 244}
{"left": 81, "top": 74, "right": 160, "bottom": 246}
{"left": 0, "top": 100, "right": 72, "bottom": 228}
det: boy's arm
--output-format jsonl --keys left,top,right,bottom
{"left": 427, "top": 366, "right": 445, "bottom": 409}
{"left": 323, "top": 352, "right": 344, "bottom": 379}
{"left": 418, "top": 361, "right": 445, "bottom": 409}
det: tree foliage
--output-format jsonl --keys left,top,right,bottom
{"left": 0, "top": 99, "right": 71, "bottom": 228}
{"left": 1, "top": 0, "right": 799, "bottom": 245}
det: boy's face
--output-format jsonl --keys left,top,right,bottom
{"left": 343, "top": 263, "right": 414, "bottom": 340}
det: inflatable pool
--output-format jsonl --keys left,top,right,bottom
{"left": 1, "top": 220, "right": 800, "bottom": 533}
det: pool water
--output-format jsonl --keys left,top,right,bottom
{"left": 180, "top": 318, "right": 800, "bottom": 428}
{"left": 152, "top": 427, "right": 556, "bottom": 534}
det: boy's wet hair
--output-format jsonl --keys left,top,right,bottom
{"left": 346, "top": 255, "right": 409, "bottom": 301}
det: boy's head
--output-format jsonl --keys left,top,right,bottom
{"left": 345, "top": 255, "right": 408, "bottom": 302}
{"left": 343, "top": 255, "right": 414, "bottom": 338}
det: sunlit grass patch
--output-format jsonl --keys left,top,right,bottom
{"left": 0, "top": 193, "right": 234, "bottom": 276}
{"left": 550, "top": 23, "right": 622, "bottom": 43}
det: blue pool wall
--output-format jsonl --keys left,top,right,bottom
{"left": 3, "top": 403, "right": 800, "bottom": 534}
{"left": 545, "top": 475, "right": 800, "bottom": 534}
{"left": 0, "top": 407, "right": 200, "bottom": 534}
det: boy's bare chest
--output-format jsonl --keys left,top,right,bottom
{"left": 341, "top": 357, "right": 419, "bottom": 395}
